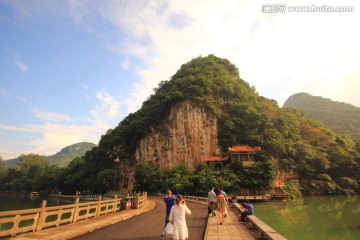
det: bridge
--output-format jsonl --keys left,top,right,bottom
{"left": 1, "top": 195, "right": 286, "bottom": 240}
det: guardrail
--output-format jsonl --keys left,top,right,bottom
{"left": 232, "top": 202, "right": 287, "bottom": 240}
{"left": 48, "top": 193, "right": 103, "bottom": 203}
{"left": 234, "top": 195, "right": 271, "bottom": 201}
{"left": 136, "top": 192, "right": 147, "bottom": 209}
{"left": 0, "top": 192, "right": 147, "bottom": 238}
{"left": 184, "top": 195, "right": 286, "bottom": 240}
{"left": 106, "top": 191, "right": 147, "bottom": 209}
{"left": 184, "top": 196, "right": 208, "bottom": 202}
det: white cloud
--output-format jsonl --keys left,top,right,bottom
{"left": 90, "top": 88, "right": 121, "bottom": 120}
{"left": 91, "top": 0, "right": 360, "bottom": 108}
{"left": 28, "top": 123, "right": 99, "bottom": 155}
{"left": 0, "top": 139, "right": 34, "bottom": 160}
{"left": 4, "top": 0, "right": 360, "bottom": 108}
{"left": 0, "top": 123, "right": 101, "bottom": 160}
{"left": 1, "top": 88, "right": 122, "bottom": 160}
{"left": 0, "top": 124, "right": 33, "bottom": 132}
{"left": 2, "top": 0, "right": 360, "bottom": 160}
{"left": 31, "top": 108, "right": 73, "bottom": 123}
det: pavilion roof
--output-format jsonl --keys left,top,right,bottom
{"left": 228, "top": 145, "right": 261, "bottom": 153}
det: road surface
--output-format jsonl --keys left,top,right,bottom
{"left": 73, "top": 196, "right": 208, "bottom": 240}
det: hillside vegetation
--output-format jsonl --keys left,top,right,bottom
{"left": 63, "top": 55, "right": 359, "bottom": 196}
{"left": 46, "top": 142, "right": 96, "bottom": 167}
{"left": 284, "top": 92, "right": 360, "bottom": 144}
{"left": 4, "top": 142, "right": 96, "bottom": 168}
{"left": 1, "top": 55, "right": 359, "bottom": 196}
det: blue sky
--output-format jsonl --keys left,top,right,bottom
{"left": 1, "top": 0, "right": 360, "bottom": 160}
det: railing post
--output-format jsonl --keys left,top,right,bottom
{"left": 72, "top": 198, "right": 80, "bottom": 223}
{"left": 35, "top": 200, "right": 47, "bottom": 231}
{"left": 113, "top": 195, "right": 118, "bottom": 213}
{"left": 95, "top": 195, "right": 102, "bottom": 217}
{"left": 136, "top": 192, "right": 140, "bottom": 209}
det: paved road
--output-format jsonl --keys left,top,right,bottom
{"left": 73, "top": 196, "right": 208, "bottom": 240}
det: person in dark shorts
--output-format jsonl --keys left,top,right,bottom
{"left": 208, "top": 187, "right": 216, "bottom": 216}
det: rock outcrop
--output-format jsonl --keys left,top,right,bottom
{"left": 135, "top": 102, "right": 220, "bottom": 170}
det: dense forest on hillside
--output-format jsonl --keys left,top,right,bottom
{"left": 60, "top": 55, "right": 359, "bottom": 196}
{"left": 1, "top": 55, "right": 359, "bottom": 196}
{"left": 46, "top": 142, "right": 96, "bottom": 167}
{"left": 3, "top": 142, "right": 96, "bottom": 168}
{"left": 284, "top": 92, "right": 360, "bottom": 144}
{"left": 0, "top": 142, "right": 96, "bottom": 193}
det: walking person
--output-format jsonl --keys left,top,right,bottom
{"left": 208, "top": 187, "right": 216, "bottom": 217}
{"left": 216, "top": 189, "right": 227, "bottom": 225}
{"left": 169, "top": 194, "right": 192, "bottom": 240}
{"left": 162, "top": 190, "right": 176, "bottom": 237}
{"left": 218, "top": 187, "right": 229, "bottom": 217}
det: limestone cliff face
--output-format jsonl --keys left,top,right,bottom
{"left": 134, "top": 102, "right": 220, "bottom": 170}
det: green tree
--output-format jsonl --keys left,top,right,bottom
{"left": 282, "top": 180, "right": 302, "bottom": 199}
{"left": 0, "top": 157, "right": 8, "bottom": 189}
{"left": 33, "top": 165, "right": 62, "bottom": 194}
{"left": 190, "top": 164, "right": 220, "bottom": 196}
{"left": 16, "top": 154, "right": 48, "bottom": 177}
{"left": 134, "top": 161, "right": 163, "bottom": 193}
{"left": 163, "top": 164, "right": 193, "bottom": 195}
{"left": 0, "top": 157, "right": 7, "bottom": 178}
{"left": 59, "top": 156, "right": 87, "bottom": 194}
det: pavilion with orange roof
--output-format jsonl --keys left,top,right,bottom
{"left": 205, "top": 145, "right": 261, "bottom": 170}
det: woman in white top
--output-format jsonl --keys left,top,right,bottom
{"left": 169, "top": 194, "right": 192, "bottom": 240}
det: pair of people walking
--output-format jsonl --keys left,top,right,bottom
{"left": 208, "top": 187, "right": 228, "bottom": 225}
{"left": 163, "top": 190, "right": 191, "bottom": 240}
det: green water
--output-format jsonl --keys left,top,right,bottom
{"left": 0, "top": 197, "right": 69, "bottom": 211}
{"left": 254, "top": 195, "right": 360, "bottom": 240}
{"left": 0, "top": 196, "right": 72, "bottom": 232}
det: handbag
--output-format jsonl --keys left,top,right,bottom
{"left": 165, "top": 222, "right": 173, "bottom": 235}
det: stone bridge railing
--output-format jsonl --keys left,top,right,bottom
{"left": 0, "top": 192, "right": 147, "bottom": 238}
{"left": 232, "top": 202, "right": 287, "bottom": 240}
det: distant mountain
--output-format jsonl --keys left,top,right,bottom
{"left": 45, "top": 142, "right": 96, "bottom": 167}
{"left": 4, "top": 142, "right": 96, "bottom": 168}
{"left": 284, "top": 92, "right": 360, "bottom": 143}
{"left": 4, "top": 158, "right": 23, "bottom": 168}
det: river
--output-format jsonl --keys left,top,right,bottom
{"left": 253, "top": 195, "right": 360, "bottom": 240}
